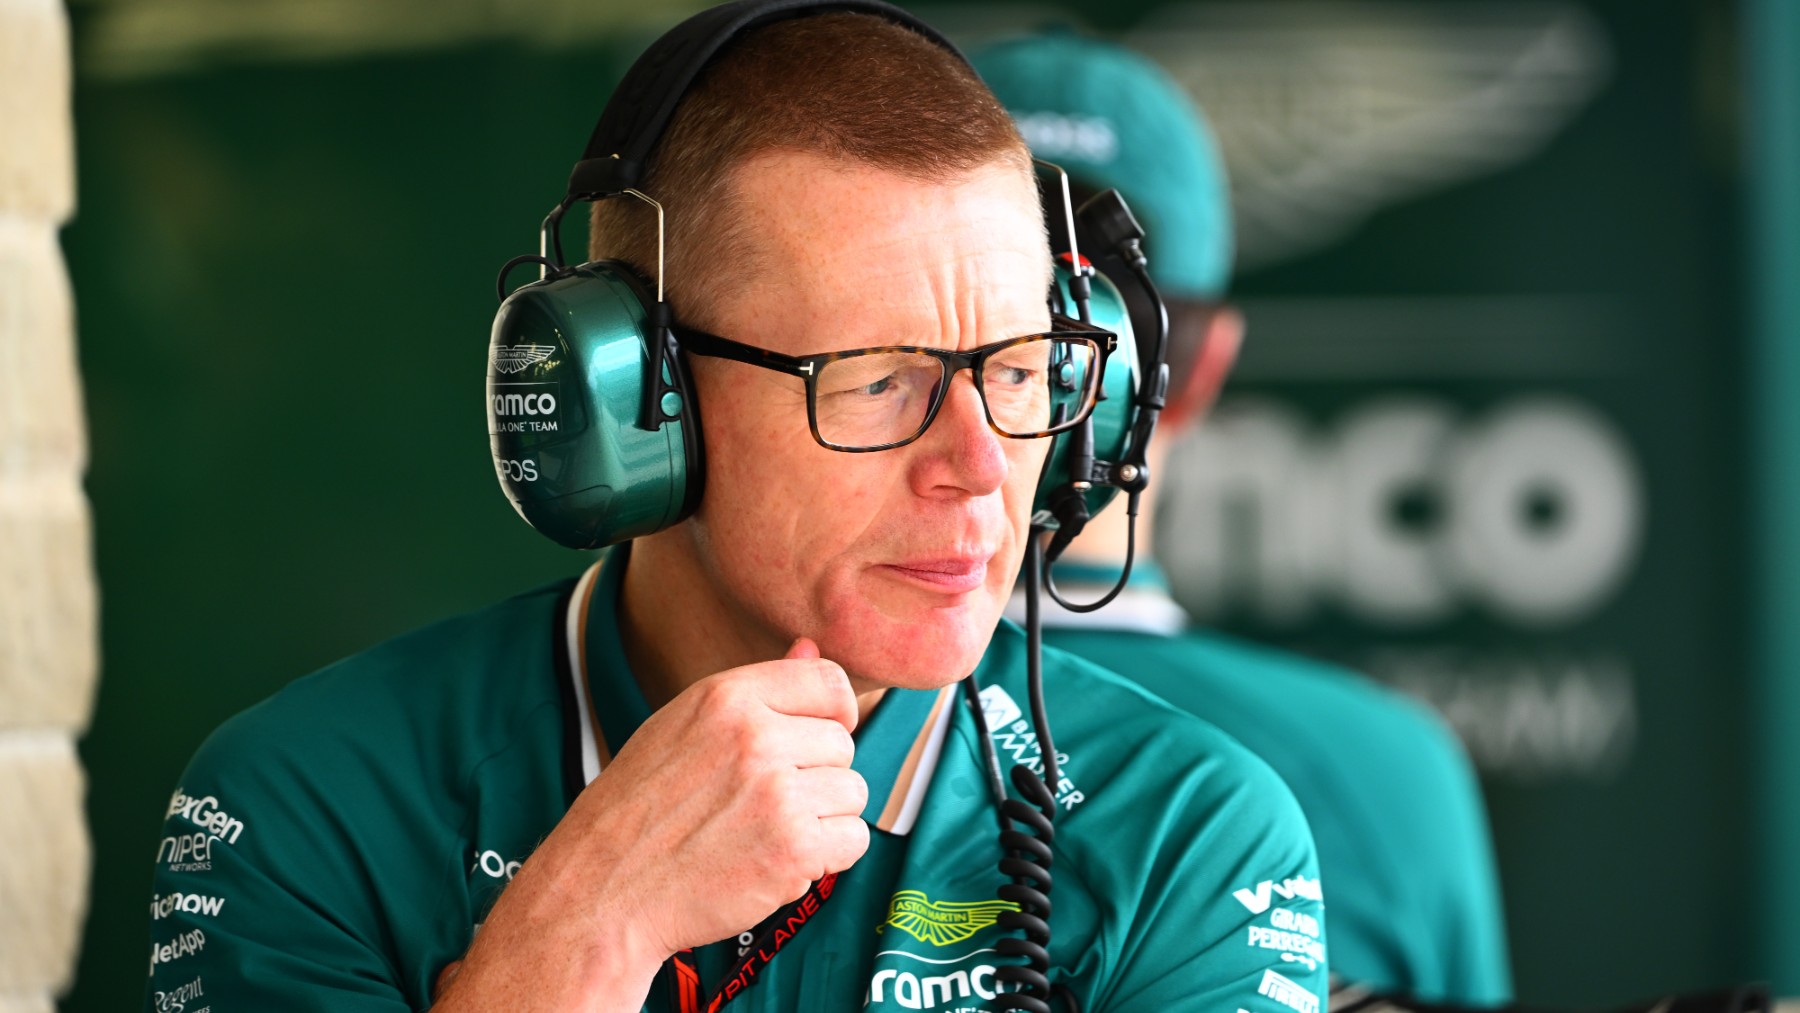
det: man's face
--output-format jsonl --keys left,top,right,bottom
{"left": 682, "top": 149, "right": 1052, "bottom": 690}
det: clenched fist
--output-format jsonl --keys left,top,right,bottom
{"left": 432, "top": 638, "right": 869, "bottom": 1012}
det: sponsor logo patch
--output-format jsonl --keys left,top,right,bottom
{"left": 166, "top": 789, "right": 245, "bottom": 845}
{"left": 1232, "top": 874, "right": 1323, "bottom": 914}
{"left": 880, "top": 890, "right": 1018, "bottom": 947}
{"left": 1248, "top": 924, "right": 1325, "bottom": 971}
{"left": 471, "top": 849, "right": 524, "bottom": 882}
{"left": 156, "top": 832, "right": 214, "bottom": 872}
{"left": 151, "top": 974, "right": 206, "bottom": 1012}
{"left": 1258, "top": 969, "right": 1319, "bottom": 1013}
{"left": 491, "top": 344, "right": 555, "bottom": 374}
{"left": 150, "top": 892, "right": 225, "bottom": 920}
{"left": 976, "top": 685, "right": 1086, "bottom": 812}
{"left": 148, "top": 928, "right": 206, "bottom": 976}
{"left": 866, "top": 949, "right": 1009, "bottom": 1010}
{"left": 489, "top": 382, "right": 561, "bottom": 433}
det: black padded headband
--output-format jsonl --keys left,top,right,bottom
{"left": 566, "top": 0, "right": 971, "bottom": 198}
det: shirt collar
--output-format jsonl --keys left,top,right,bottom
{"left": 562, "top": 551, "right": 954, "bottom": 836}
{"left": 1003, "top": 557, "right": 1190, "bottom": 636}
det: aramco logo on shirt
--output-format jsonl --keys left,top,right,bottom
{"left": 880, "top": 890, "right": 1019, "bottom": 947}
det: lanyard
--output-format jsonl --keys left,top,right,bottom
{"left": 665, "top": 872, "right": 840, "bottom": 1013}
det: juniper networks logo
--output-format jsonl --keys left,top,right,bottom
{"left": 491, "top": 343, "right": 555, "bottom": 375}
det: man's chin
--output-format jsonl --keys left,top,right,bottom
{"left": 826, "top": 609, "right": 999, "bottom": 691}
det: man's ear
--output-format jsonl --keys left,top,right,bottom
{"left": 1162, "top": 304, "right": 1244, "bottom": 430}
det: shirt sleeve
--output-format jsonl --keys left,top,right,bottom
{"left": 142, "top": 710, "right": 419, "bottom": 1012}
{"left": 1086, "top": 722, "right": 1331, "bottom": 1013}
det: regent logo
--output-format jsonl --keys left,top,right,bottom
{"left": 151, "top": 892, "right": 225, "bottom": 920}
{"left": 491, "top": 343, "right": 555, "bottom": 374}
{"left": 880, "top": 890, "right": 1018, "bottom": 947}
{"left": 866, "top": 950, "right": 1009, "bottom": 1010}
{"left": 152, "top": 974, "right": 206, "bottom": 1013}
{"left": 1231, "top": 874, "right": 1323, "bottom": 914}
{"left": 166, "top": 789, "right": 245, "bottom": 845}
{"left": 148, "top": 928, "right": 206, "bottom": 976}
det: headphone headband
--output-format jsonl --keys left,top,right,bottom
{"left": 566, "top": 0, "right": 971, "bottom": 198}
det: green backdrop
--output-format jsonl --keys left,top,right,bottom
{"left": 57, "top": 0, "right": 1796, "bottom": 1010}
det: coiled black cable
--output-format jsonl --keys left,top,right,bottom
{"left": 958, "top": 533, "right": 1080, "bottom": 1013}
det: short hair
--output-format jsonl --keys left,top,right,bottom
{"left": 588, "top": 12, "right": 1033, "bottom": 326}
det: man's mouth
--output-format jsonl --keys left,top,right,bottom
{"left": 879, "top": 556, "right": 991, "bottom": 594}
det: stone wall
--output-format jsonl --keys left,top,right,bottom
{"left": 0, "top": 0, "right": 96, "bottom": 1009}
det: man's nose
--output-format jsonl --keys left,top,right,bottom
{"left": 912, "top": 372, "right": 1008, "bottom": 496}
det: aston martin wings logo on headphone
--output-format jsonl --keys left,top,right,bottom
{"left": 491, "top": 344, "right": 556, "bottom": 374}
{"left": 880, "top": 890, "right": 1020, "bottom": 947}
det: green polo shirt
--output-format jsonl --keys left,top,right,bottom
{"left": 1015, "top": 562, "right": 1510, "bottom": 1007}
{"left": 144, "top": 551, "right": 1330, "bottom": 1012}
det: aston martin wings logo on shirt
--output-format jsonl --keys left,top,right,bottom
{"left": 491, "top": 344, "right": 555, "bottom": 374}
{"left": 880, "top": 890, "right": 1019, "bottom": 947}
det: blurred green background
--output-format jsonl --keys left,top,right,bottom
{"left": 56, "top": 0, "right": 1800, "bottom": 1009}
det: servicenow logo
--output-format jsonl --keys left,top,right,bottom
{"left": 151, "top": 892, "right": 225, "bottom": 920}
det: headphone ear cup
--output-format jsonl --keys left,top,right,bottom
{"left": 487, "top": 261, "right": 701, "bottom": 549}
{"left": 1032, "top": 267, "right": 1139, "bottom": 519}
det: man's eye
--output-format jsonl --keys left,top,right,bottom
{"left": 989, "top": 364, "right": 1040, "bottom": 388}
{"left": 859, "top": 376, "right": 895, "bottom": 396}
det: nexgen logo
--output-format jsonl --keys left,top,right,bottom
{"left": 166, "top": 789, "right": 245, "bottom": 845}
{"left": 1232, "top": 875, "right": 1323, "bottom": 914}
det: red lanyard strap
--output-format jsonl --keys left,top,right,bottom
{"left": 667, "top": 872, "right": 839, "bottom": 1013}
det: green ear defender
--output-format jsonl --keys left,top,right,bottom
{"left": 488, "top": 253, "right": 701, "bottom": 550}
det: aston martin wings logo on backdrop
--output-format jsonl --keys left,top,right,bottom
{"left": 491, "top": 344, "right": 555, "bottom": 374}
{"left": 1120, "top": 2, "right": 1611, "bottom": 267}
{"left": 930, "top": 1, "right": 1610, "bottom": 271}
{"left": 880, "top": 890, "right": 1020, "bottom": 947}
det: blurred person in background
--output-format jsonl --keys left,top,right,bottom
{"left": 973, "top": 31, "right": 1513, "bottom": 1010}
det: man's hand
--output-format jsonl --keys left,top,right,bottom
{"left": 432, "top": 639, "right": 868, "bottom": 1011}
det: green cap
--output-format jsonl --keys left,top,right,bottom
{"left": 971, "top": 32, "right": 1233, "bottom": 299}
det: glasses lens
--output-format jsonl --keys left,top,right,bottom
{"left": 980, "top": 336, "right": 1101, "bottom": 437}
{"left": 813, "top": 351, "right": 948, "bottom": 448}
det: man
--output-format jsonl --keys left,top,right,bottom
{"left": 973, "top": 32, "right": 1513, "bottom": 1008}
{"left": 142, "top": 7, "right": 1329, "bottom": 1012}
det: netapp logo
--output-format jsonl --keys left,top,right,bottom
{"left": 148, "top": 928, "right": 206, "bottom": 976}
{"left": 166, "top": 789, "right": 245, "bottom": 845}
{"left": 491, "top": 344, "right": 555, "bottom": 374}
{"left": 151, "top": 892, "right": 226, "bottom": 920}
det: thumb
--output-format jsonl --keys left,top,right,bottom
{"left": 785, "top": 637, "right": 821, "bottom": 661}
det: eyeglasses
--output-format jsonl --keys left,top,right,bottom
{"left": 674, "top": 316, "right": 1116, "bottom": 452}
